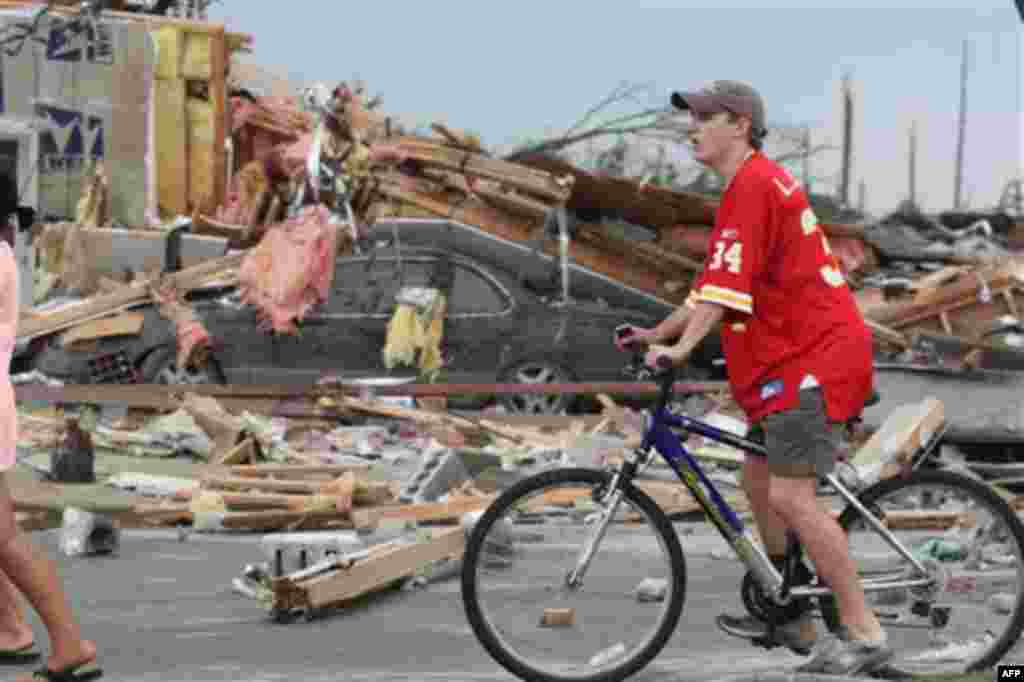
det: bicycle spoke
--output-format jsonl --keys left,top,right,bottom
{"left": 831, "top": 470, "right": 1024, "bottom": 675}
{"left": 462, "top": 469, "right": 686, "bottom": 682}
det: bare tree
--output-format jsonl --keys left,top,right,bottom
{"left": 502, "top": 82, "right": 687, "bottom": 163}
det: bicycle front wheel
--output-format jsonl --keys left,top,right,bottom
{"left": 832, "top": 468, "right": 1024, "bottom": 675}
{"left": 461, "top": 467, "right": 687, "bottom": 682}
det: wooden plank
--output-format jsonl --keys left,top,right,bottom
{"left": 375, "top": 496, "right": 497, "bottom": 523}
{"left": 201, "top": 475, "right": 325, "bottom": 495}
{"left": 864, "top": 319, "right": 910, "bottom": 349}
{"left": 215, "top": 508, "right": 374, "bottom": 531}
{"left": 60, "top": 312, "right": 144, "bottom": 347}
{"left": 847, "top": 398, "right": 945, "bottom": 483}
{"left": 229, "top": 464, "right": 373, "bottom": 478}
{"left": 17, "top": 252, "right": 243, "bottom": 340}
{"left": 289, "top": 527, "right": 465, "bottom": 609}
{"left": 208, "top": 26, "right": 228, "bottom": 213}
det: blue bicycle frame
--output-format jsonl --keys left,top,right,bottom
{"left": 638, "top": 401, "right": 788, "bottom": 596}
{"left": 619, "top": 383, "right": 934, "bottom": 603}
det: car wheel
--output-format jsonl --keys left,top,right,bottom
{"left": 139, "top": 346, "right": 225, "bottom": 385}
{"left": 498, "top": 359, "right": 574, "bottom": 415}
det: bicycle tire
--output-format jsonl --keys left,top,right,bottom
{"left": 823, "top": 468, "right": 1024, "bottom": 673}
{"left": 461, "top": 467, "right": 687, "bottom": 682}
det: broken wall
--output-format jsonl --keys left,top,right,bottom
{"left": 0, "top": 7, "right": 156, "bottom": 225}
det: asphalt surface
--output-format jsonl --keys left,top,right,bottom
{"left": 12, "top": 366, "right": 1024, "bottom": 681}
{"left": 11, "top": 524, "right": 826, "bottom": 682}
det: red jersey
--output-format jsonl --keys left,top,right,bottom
{"left": 688, "top": 152, "right": 873, "bottom": 423}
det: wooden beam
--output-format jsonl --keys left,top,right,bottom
{"left": 274, "top": 527, "right": 464, "bottom": 610}
{"left": 228, "top": 464, "right": 373, "bottom": 478}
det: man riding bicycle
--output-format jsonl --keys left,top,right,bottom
{"left": 617, "top": 80, "right": 891, "bottom": 676}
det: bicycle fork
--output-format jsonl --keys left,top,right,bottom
{"left": 565, "top": 461, "right": 635, "bottom": 589}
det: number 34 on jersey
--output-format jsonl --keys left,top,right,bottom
{"left": 706, "top": 208, "right": 846, "bottom": 288}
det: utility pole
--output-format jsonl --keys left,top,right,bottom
{"left": 858, "top": 180, "right": 867, "bottom": 214}
{"left": 801, "top": 125, "right": 811, "bottom": 193}
{"left": 954, "top": 39, "right": 969, "bottom": 210}
{"left": 908, "top": 121, "right": 917, "bottom": 208}
{"left": 839, "top": 74, "right": 853, "bottom": 208}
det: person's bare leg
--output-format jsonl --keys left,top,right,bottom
{"left": 0, "top": 569, "right": 33, "bottom": 651}
{"left": 0, "top": 476, "right": 96, "bottom": 672}
{"left": 741, "top": 455, "right": 788, "bottom": 556}
{"left": 769, "top": 475, "right": 882, "bottom": 641}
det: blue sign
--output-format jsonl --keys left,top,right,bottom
{"left": 35, "top": 104, "right": 104, "bottom": 174}
{"left": 45, "top": 20, "right": 113, "bottom": 64}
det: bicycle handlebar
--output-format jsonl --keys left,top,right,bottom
{"left": 617, "top": 324, "right": 678, "bottom": 410}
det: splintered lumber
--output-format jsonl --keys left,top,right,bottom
{"left": 60, "top": 312, "right": 145, "bottom": 347}
{"left": 338, "top": 395, "right": 528, "bottom": 446}
{"left": 847, "top": 398, "right": 945, "bottom": 483}
{"left": 228, "top": 464, "right": 373, "bottom": 478}
{"left": 880, "top": 510, "right": 976, "bottom": 531}
{"left": 19, "top": 252, "right": 244, "bottom": 340}
{"left": 215, "top": 508, "right": 376, "bottom": 532}
{"left": 201, "top": 474, "right": 394, "bottom": 504}
{"left": 575, "top": 221, "right": 704, "bottom": 273}
{"left": 864, "top": 319, "right": 911, "bottom": 349}
{"left": 418, "top": 168, "right": 551, "bottom": 220}
{"left": 514, "top": 153, "right": 716, "bottom": 229}
{"left": 395, "top": 137, "right": 572, "bottom": 203}
{"left": 864, "top": 263, "right": 1024, "bottom": 334}
{"left": 375, "top": 495, "right": 498, "bottom": 523}
{"left": 272, "top": 527, "right": 465, "bottom": 610}
{"left": 430, "top": 123, "right": 484, "bottom": 152}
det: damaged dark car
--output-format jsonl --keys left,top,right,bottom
{"left": 26, "top": 219, "right": 724, "bottom": 414}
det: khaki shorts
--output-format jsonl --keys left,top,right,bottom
{"left": 746, "top": 388, "right": 844, "bottom": 479}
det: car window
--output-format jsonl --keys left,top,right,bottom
{"left": 327, "top": 256, "right": 509, "bottom": 317}
{"left": 448, "top": 264, "right": 509, "bottom": 315}
{"left": 329, "top": 259, "right": 434, "bottom": 316}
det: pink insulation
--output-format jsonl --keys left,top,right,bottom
{"left": 238, "top": 204, "right": 340, "bottom": 335}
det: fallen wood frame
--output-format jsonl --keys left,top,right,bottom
{"left": 271, "top": 526, "right": 465, "bottom": 611}
{"left": 18, "top": 252, "right": 244, "bottom": 341}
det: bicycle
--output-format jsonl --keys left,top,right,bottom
{"left": 460, "top": 339, "right": 1024, "bottom": 682}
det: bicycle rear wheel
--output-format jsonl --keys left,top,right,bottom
{"left": 461, "top": 467, "right": 687, "bottom": 682}
{"left": 829, "top": 468, "right": 1024, "bottom": 675}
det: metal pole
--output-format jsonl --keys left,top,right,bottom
{"left": 909, "top": 121, "right": 917, "bottom": 207}
{"left": 839, "top": 74, "right": 853, "bottom": 208}
{"left": 954, "top": 39, "right": 968, "bottom": 210}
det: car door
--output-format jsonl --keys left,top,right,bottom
{"left": 302, "top": 255, "right": 428, "bottom": 381}
{"left": 192, "top": 287, "right": 271, "bottom": 383}
{"left": 440, "top": 260, "right": 517, "bottom": 383}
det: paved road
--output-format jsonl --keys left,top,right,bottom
{"left": 13, "top": 367, "right": 1024, "bottom": 681}
{"left": 16, "top": 524, "right": 812, "bottom": 682}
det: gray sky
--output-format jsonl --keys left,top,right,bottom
{"left": 209, "top": 1, "right": 1021, "bottom": 218}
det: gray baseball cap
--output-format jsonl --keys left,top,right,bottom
{"left": 671, "top": 80, "right": 767, "bottom": 137}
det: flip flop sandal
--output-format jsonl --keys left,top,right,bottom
{"left": 0, "top": 642, "right": 41, "bottom": 664}
{"left": 30, "top": 661, "right": 103, "bottom": 681}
